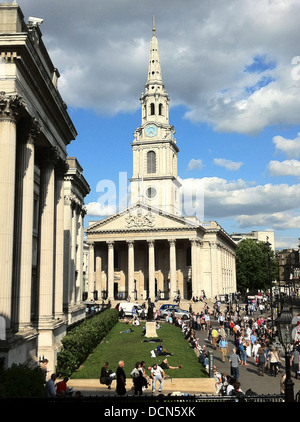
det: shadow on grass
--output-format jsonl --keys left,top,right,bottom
{"left": 71, "top": 321, "right": 209, "bottom": 380}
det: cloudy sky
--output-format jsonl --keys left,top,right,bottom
{"left": 20, "top": 0, "right": 300, "bottom": 250}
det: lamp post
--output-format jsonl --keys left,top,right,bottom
{"left": 275, "top": 303, "right": 294, "bottom": 402}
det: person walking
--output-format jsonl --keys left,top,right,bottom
{"left": 150, "top": 363, "right": 165, "bottom": 392}
{"left": 290, "top": 345, "right": 300, "bottom": 379}
{"left": 269, "top": 347, "right": 279, "bottom": 377}
{"left": 219, "top": 336, "right": 229, "bottom": 363}
{"left": 257, "top": 347, "right": 266, "bottom": 376}
{"left": 116, "top": 360, "right": 126, "bottom": 395}
{"left": 229, "top": 348, "right": 241, "bottom": 380}
{"left": 211, "top": 327, "right": 219, "bottom": 350}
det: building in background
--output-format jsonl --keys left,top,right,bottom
{"left": 86, "top": 19, "right": 237, "bottom": 303}
{"left": 276, "top": 241, "right": 300, "bottom": 290}
{"left": 0, "top": 3, "right": 89, "bottom": 370}
{"left": 231, "top": 230, "right": 275, "bottom": 251}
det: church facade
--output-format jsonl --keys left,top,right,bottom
{"left": 86, "top": 20, "right": 237, "bottom": 303}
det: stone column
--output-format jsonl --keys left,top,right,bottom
{"left": 0, "top": 93, "right": 24, "bottom": 332}
{"left": 88, "top": 241, "right": 95, "bottom": 300}
{"left": 63, "top": 195, "right": 73, "bottom": 306}
{"left": 169, "top": 239, "right": 177, "bottom": 298}
{"left": 38, "top": 150, "right": 56, "bottom": 320}
{"left": 54, "top": 159, "right": 68, "bottom": 318}
{"left": 127, "top": 240, "right": 134, "bottom": 299}
{"left": 210, "top": 242, "right": 219, "bottom": 298}
{"left": 191, "top": 239, "right": 199, "bottom": 298}
{"left": 148, "top": 240, "right": 155, "bottom": 300}
{"left": 107, "top": 241, "right": 114, "bottom": 300}
{"left": 76, "top": 210, "right": 84, "bottom": 303}
{"left": 17, "top": 120, "right": 40, "bottom": 328}
{"left": 70, "top": 205, "right": 78, "bottom": 304}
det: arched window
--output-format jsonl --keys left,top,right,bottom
{"left": 147, "top": 150, "right": 156, "bottom": 173}
{"left": 159, "top": 103, "right": 163, "bottom": 115}
{"left": 150, "top": 103, "right": 155, "bottom": 115}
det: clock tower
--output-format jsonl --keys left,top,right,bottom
{"left": 130, "top": 17, "right": 181, "bottom": 215}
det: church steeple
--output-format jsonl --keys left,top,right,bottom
{"left": 140, "top": 16, "right": 170, "bottom": 126}
{"left": 146, "top": 16, "right": 163, "bottom": 85}
{"left": 130, "top": 18, "right": 181, "bottom": 216}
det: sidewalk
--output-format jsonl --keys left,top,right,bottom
{"left": 195, "top": 314, "right": 300, "bottom": 396}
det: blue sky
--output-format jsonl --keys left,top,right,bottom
{"left": 19, "top": 0, "right": 300, "bottom": 250}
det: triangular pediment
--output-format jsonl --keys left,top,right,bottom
{"left": 85, "top": 202, "right": 200, "bottom": 234}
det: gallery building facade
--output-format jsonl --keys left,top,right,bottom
{"left": 0, "top": 3, "right": 89, "bottom": 370}
{"left": 86, "top": 20, "right": 237, "bottom": 303}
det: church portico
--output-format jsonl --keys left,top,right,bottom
{"left": 86, "top": 203, "right": 208, "bottom": 301}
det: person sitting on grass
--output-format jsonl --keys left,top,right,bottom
{"left": 159, "top": 358, "right": 182, "bottom": 370}
{"left": 155, "top": 343, "right": 174, "bottom": 356}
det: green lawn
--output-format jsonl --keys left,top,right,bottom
{"left": 71, "top": 321, "right": 208, "bottom": 380}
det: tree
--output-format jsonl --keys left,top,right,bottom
{"left": 236, "top": 239, "right": 278, "bottom": 294}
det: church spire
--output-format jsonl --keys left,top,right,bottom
{"left": 146, "top": 15, "right": 163, "bottom": 85}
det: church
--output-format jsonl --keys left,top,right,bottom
{"left": 85, "top": 19, "right": 237, "bottom": 302}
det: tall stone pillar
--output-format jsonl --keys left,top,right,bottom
{"left": 191, "top": 239, "right": 199, "bottom": 298}
{"left": 88, "top": 241, "right": 95, "bottom": 300}
{"left": 54, "top": 159, "right": 68, "bottom": 319}
{"left": 16, "top": 120, "right": 40, "bottom": 329}
{"left": 70, "top": 206, "right": 78, "bottom": 304}
{"left": 148, "top": 240, "right": 155, "bottom": 300}
{"left": 127, "top": 240, "right": 134, "bottom": 299}
{"left": 107, "top": 241, "right": 114, "bottom": 300}
{"left": 0, "top": 94, "right": 24, "bottom": 332}
{"left": 169, "top": 239, "right": 177, "bottom": 298}
{"left": 76, "top": 211, "right": 84, "bottom": 303}
{"left": 38, "top": 149, "right": 56, "bottom": 321}
{"left": 63, "top": 195, "right": 73, "bottom": 307}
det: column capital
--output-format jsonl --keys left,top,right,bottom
{"left": 18, "top": 117, "right": 42, "bottom": 145}
{"left": 0, "top": 92, "right": 25, "bottom": 123}
{"left": 36, "top": 145, "right": 61, "bottom": 168}
{"left": 168, "top": 239, "right": 176, "bottom": 246}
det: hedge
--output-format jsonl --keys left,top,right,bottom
{"left": 56, "top": 308, "right": 118, "bottom": 377}
{"left": 0, "top": 363, "right": 45, "bottom": 398}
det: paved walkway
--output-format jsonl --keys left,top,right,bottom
{"left": 192, "top": 303, "right": 300, "bottom": 397}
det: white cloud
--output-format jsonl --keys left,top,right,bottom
{"left": 237, "top": 213, "right": 300, "bottom": 230}
{"left": 213, "top": 158, "right": 243, "bottom": 171}
{"left": 187, "top": 159, "right": 205, "bottom": 171}
{"left": 268, "top": 159, "right": 300, "bottom": 177}
{"left": 273, "top": 133, "right": 300, "bottom": 158}
{"left": 180, "top": 177, "right": 300, "bottom": 221}
{"left": 86, "top": 202, "right": 117, "bottom": 217}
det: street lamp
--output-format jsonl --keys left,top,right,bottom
{"left": 275, "top": 303, "right": 294, "bottom": 402}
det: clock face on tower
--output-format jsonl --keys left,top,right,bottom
{"left": 145, "top": 124, "right": 157, "bottom": 137}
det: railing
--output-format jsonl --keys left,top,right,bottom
{"left": 1, "top": 393, "right": 285, "bottom": 403}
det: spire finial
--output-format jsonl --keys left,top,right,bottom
{"left": 152, "top": 15, "right": 156, "bottom": 36}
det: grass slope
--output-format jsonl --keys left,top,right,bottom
{"left": 72, "top": 321, "right": 208, "bottom": 380}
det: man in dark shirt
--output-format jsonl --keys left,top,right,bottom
{"left": 159, "top": 358, "right": 182, "bottom": 370}
{"left": 116, "top": 360, "right": 126, "bottom": 395}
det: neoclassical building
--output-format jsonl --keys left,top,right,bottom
{"left": 0, "top": 3, "right": 89, "bottom": 370}
{"left": 86, "top": 20, "right": 237, "bottom": 302}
